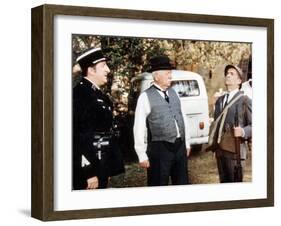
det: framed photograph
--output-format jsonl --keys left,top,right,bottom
{"left": 31, "top": 4, "right": 274, "bottom": 221}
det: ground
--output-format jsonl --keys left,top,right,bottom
{"left": 109, "top": 146, "right": 252, "bottom": 188}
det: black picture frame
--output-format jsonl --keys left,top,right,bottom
{"left": 31, "top": 4, "right": 274, "bottom": 221}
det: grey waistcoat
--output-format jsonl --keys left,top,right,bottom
{"left": 145, "top": 86, "right": 185, "bottom": 143}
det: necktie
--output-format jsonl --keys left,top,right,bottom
{"left": 163, "top": 90, "right": 169, "bottom": 103}
{"left": 153, "top": 85, "right": 169, "bottom": 103}
{"left": 223, "top": 93, "right": 229, "bottom": 108}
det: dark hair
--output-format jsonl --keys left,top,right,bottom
{"left": 81, "top": 64, "right": 96, "bottom": 77}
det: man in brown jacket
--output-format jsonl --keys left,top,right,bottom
{"left": 211, "top": 65, "right": 252, "bottom": 183}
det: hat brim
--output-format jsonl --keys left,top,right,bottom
{"left": 92, "top": 57, "right": 107, "bottom": 65}
{"left": 224, "top": 64, "right": 243, "bottom": 80}
{"left": 148, "top": 65, "right": 175, "bottom": 73}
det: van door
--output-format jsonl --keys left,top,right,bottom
{"left": 172, "top": 79, "right": 209, "bottom": 143}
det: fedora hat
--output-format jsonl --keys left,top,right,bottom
{"left": 76, "top": 47, "right": 107, "bottom": 71}
{"left": 148, "top": 55, "right": 175, "bottom": 72}
{"left": 224, "top": 64, "right": 245, "bottom": 82}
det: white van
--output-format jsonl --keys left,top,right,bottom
{"left": 129, "top": 70, "right": 210, "bottom": 151}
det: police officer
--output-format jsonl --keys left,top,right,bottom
{"left": 73, "top": 47, "right": 124, "bottom": 190}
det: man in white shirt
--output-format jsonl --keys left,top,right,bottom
{"left": 133, "top": 55, "right": 191, "bottom": 186}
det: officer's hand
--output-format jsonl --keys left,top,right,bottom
{"left": 186, "top": 148, "right": 191, "bottom": 157}
{"left": 139, "top": 160, "right": 150, "bottom": 168}
{"left": 234, "top": 126, "right": 244, "bottom": 137}
{"left": 87, "top": 176, "right": 99, "bottom": 189}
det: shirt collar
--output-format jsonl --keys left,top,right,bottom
{"left": 153, "top": 83, "right": 166, "bottom": 92}
{"left": 226, "top": 88, "right": 239, "bottom": 101}
{"left": 84, "top": 77, "right": 101, "bottom": 90}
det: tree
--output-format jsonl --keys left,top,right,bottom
{"left": 72, "top": 35, "right": 251, "bottom": 116}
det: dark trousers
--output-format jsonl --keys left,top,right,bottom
{"left": 96, "top": 154, "right": 110, "bottom": 189}
{"left": 147, "top": 138, "right": 188, "bottom": 186}
{"left": 216, "top": 149, "right": 245, "bottom": 183}
{"left": 98, "top": 177, "right": 108, "bottom": 189}
{"left": 73, "top": 154, "right": 110, "bottom": 190}
{"left": 72, "top": 168, "right": 108, "bottom": 190}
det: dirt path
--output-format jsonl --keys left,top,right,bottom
{"left": 109, "top": 148, "right": 252, "bottom": 187}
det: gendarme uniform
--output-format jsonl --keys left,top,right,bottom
{"left": 73, "top": 48, "right": 124, "bottom": 190}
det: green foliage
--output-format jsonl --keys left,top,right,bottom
{"left": 72, "top": 35, "right": 169, "bottom": 114}
{"left": 73, "top": 35, "right": 166, "bottom": 78}
{"left": 72, "top": 35, "right": 251, "bottom": 116}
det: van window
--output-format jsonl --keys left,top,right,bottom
{"left": 172, "top": 80, "right": 200, "bottom": 97}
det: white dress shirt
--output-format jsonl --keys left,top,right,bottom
{"left": 133, "top": 84, "right": 191, "bottom": 162}
{"left": 224, "top": 88, "right": 239, "bottom": 105}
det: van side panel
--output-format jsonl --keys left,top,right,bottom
{"left": 181, "top": 98, "right": 209, "bottom": 140}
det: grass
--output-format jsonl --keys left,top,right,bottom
{"left": 109, "top": 146, "right": 252, "bottom": 188}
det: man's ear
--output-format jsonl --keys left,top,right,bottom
{"left": 238, "top": 77, "right": 242, "bottom": 85}
{"left": 154, "top": 72, "right": 159, "bottom": 82}
{"left": 88, "top": 66, "right": 96, "bottom": 74}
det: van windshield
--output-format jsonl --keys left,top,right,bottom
{"left": 172, "top": 80, "right": 200, "bottom": 97}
